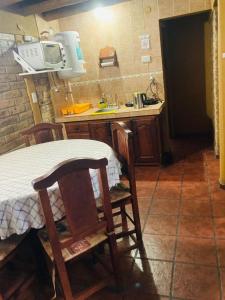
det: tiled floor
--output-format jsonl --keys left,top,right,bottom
{"left": 89, "top": 137, "right": 225, "bottom": 300}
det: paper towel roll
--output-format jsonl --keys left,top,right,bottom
{"left": 100, "top": 61, "right": 114, "bottom": 67}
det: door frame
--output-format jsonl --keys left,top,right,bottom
{"left": 159, "top": 11, "right": 211, "bottom": 138}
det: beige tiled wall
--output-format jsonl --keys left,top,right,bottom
{"left": 57, "top": 0, "right": 211, "bottom": 108}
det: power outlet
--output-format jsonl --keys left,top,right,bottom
{"left": 141, "top": 55, "right": 151, "bottom": 63}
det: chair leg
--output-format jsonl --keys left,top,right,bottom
{"left": 120, "top": 202, "right": 128, "bottom": 232}
{"left": 131, "top": 196, "right": 142, "bottom": 242}
{"left": 108, "top": 233, "right": 121, "bottom": 290}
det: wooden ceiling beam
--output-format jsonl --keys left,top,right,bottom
{"left": 0, "top": 0, "right": 23, "bottom": 9}
{"left": 21, "top": 0, "right": 89, "bottom": 16}
{"left": 42, "top": 0, "right": 124, "bottom": 21}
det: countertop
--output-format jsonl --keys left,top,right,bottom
{"left": 55, "top": 102, "right": 164, "bottom": 123}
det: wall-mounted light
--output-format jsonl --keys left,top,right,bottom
{"left": 93, "top": 6, "right": 114, "bottom": 22}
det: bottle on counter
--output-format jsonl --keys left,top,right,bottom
{"left": 98, "top": 93, "right": 107, "bottom": 109}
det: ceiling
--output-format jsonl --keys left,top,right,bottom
{"left": 0, "top": 0, "right": 92, "bottom": 21}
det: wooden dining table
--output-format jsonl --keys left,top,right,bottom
{"left": 0, "top": 139, "right": 121, "bottom": 239}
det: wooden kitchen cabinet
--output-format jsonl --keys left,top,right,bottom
{"left": 65, "top": 122, "right": 90, "bottom": 139}
{"left": 89, "top": 121, "right": 112, "bottom": 146}
{"left": 64, "top": 115, "right": 162, "bottom": 165}
{"left": 132, "top": 116, "right": 161, "bottom": 165}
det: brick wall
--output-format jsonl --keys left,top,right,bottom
{"left": 33, "top": 74, "right": 54, "bottom": 123}
{"left": 0, "top": 50, "right": 54, "bottom": 155}
{"left": 0, "top": 50, "right": 34, "bottom": 154}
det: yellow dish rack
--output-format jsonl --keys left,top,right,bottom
{"left": 61, "top": 103, "right": 91, "bottom": 115}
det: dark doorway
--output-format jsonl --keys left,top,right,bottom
{"left": 160, "top": 12, "right": 212, "bottom": 138}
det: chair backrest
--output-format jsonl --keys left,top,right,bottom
{"left": 32, "top": 158, "right": 115, "bottom": 299}
{"left": 32, "top": 158, "right": 114, "bottom": 248}
{"left": 111, "top": 121, "right": 136, "bottom": 192}
{"left": 21, "top": 122, "right": 63, "bottom": 146}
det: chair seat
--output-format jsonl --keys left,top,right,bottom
{"left": 97, "top": 190, "right": 131, "bottom": 209}
{"left": 110, "top": 190, "right": 131, "bottom": 204}
{"left": 0, "top": 234, "right": 26, "bottom": 267}
{"left": 38, "top": 220, "right": 108, "bottom": 262}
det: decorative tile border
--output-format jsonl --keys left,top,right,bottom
{"left": 70, "top": 70, "right": 163, "bottom": 87}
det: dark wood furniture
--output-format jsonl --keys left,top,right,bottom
{"left": 89, "top": 121, "right": 112, "bottom": 146}
{"left": 32, "top": 158, "right": 119, "bottom": 300}
{"left": 133, "top": 117, "right": 161, "bottom": 164}
{"left": 0, "top": 234, "right": 37, "bottom": 299}
{"left": 21, "top": 122, "right": 64, "bottom": 146}
{"left": 64, "top": 115, "right": 161, "bottom": 165}
{"left": 109, "top": 121, "right": 142, "bottom": 242}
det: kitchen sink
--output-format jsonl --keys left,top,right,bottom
{"left": 92, "top": 107, "right": 118, "bottom": 115}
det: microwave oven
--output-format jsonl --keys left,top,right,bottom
{"left": 17, "top": 41, "right": 66, "bottom": 70}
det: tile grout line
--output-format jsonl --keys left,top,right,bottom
{"left": 169, "top": 161, "right": 185, "bottom": 300}
{"left": 205, "top": 156, "right": 223, "bottom": 300}
{"left": 124, "top": 169, "right": 162, "bottom": 299}
{"left": 127, "top": 169, "right": 162, "bottom": 273}
{"left": 133, "top": 255, "right": 220, "bottom": 268}
{"left": 140, "top": 169, "right": 161, "bottom": 236}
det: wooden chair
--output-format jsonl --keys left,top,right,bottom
{"left": 107, "top": 121, "right": 142, "bottom": 243}
{"left": 0, "top": 234, "right": 37, "bottom": 299}
{"left": 32, "top": 158, "right": 120, "bottom": 300}
{"left": 21, "top": 122, "right": 64, "bottom": 146}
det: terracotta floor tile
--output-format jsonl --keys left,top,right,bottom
{"left": 137, "top": 197, "right": 152, "bottom": 215}
{"left": 207, "top": 160, "right": 220, "bottom": 170}
{"left": 135, "top": 166, "right": 160, "bottom": 181}
{"left": 179, "top": 216, "right": 214, "bottom": 238}
{"left": 172, "top": 263, "right": 220, "bottom": 299}
{"left": 127, "top": 259, "right": 173, "bottom": 296}
{"left": 203, "top": 149, "right": 216, "bottom": 161}
{"left": 175, "top": 237, "right": 217, "bottom": 266}
{"left": 159, "top": 164, "right": 183, "bottom": 181}
{"left": 158, "top": 174, "right": 182, "bottom": 182}
{"left": 213, "top": 199, "right": 225, "bottom": 217}
{"left": 156, "top": 180, "right": 181, "bottom": 188}
{"left": 211, "top": 190, "right": 225, "bottom": 201}
{"left": 183, "top": 163, "right": 206, "bottom": 177}
{"left": 182, "top": 183, "right": 209, "bottom": 200}
{"left": 217, "top": 240, "right": 225, "bottom": 267}
{"left": 184, "top": 152, "right": 204, "bottom": 162}
{"left": 210, "top": 181, "right": 221, "bottom": 192}
{"left": 137, "top": 182, "right": 155, "bottom": 198}
{"left": 150, "top": 198, "right": 180, "bottom": 216}
{"left": 144, "top": 215, "right": 178, "bottom": 235}
{"left": 183, "top": 157, "right": 204, "bottom": 164}
{"left": 154, "top": 181, "right": 181, "bottom": 200}
{"left": 215, "top": 217, "right": 225, "bottom": 238}
{"left": 136, "top": 234, "right": 176, "bottom": 261}
{"left": 183, "top": 174, "right": 207, "bottom": 182}
{"left": 220, "top": 268, "right": 225, "bottom": 300}
{"left": 184, "top": 169, "right": 206, "bottom": 176}
{"left": 181, "top": 198, "right": 212, "bottom": 216}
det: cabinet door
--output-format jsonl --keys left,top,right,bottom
{"left": 64, "top": 122, "right": 90, "bottom": 139}
{"left": 133, "top": 116, "right": 161, "bottom": 164}
{"left": 89, "top": 121, "right": 112, "bottom": 146}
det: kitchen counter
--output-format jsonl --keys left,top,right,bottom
{"left": 55, "top": 102, "right": 164, "bottom": 123}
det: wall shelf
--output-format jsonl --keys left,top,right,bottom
{"left": 19, "top": 68, "right": 72, "bottom": 76}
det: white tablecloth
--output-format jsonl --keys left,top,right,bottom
{"left": 0, "top": 139, "right": 121, "bottom": 239}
